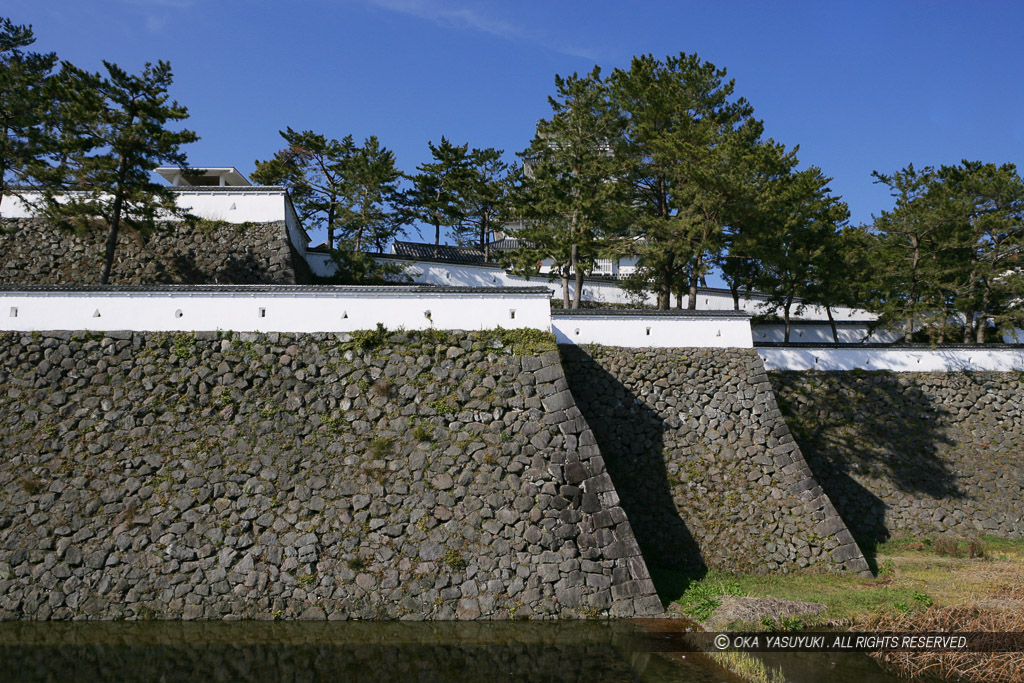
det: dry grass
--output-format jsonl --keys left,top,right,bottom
{"left": 857, "top": 604, "right": 1024, "bottom": 683}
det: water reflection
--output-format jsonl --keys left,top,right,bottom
{"left": 0, "top": 621, "right": 900, "bottom": 682}
{"left": 0, "top": 621, "right": 722, "bottom": 682}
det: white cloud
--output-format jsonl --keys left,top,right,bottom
{"left": 365, "top": 0, "right": 602, "bottom": 61}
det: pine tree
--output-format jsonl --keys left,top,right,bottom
{"left": 404, "top": 137, "right": 475, "bottom": 258}
{"left": 936, "top": 161, "right": 1024, "bottom": 343}
{"left": 37, "top": 60, "right": 198, "bottom": 284}
{"left": 867, "top": 164, "right": 955, "bottom": 342}
{"left": 609, "top": 53, "right": 763, "bottom": 309}
{"left": 338, "top": 135, "right": 406, "bottom": 253}
{"left": 754, "top": 166, "right": 850, "bottom": 341}
{"left": 506, "top": 67, "right": 626, "bottom": 309}
{"left": 253, "top": 129, "right": 356, "bottom": 251}
{"left": 0, "top": 17, "right": 57, "bottom": 210}
{"left": 452, "top": 146, "right": 509, "bottom": 259}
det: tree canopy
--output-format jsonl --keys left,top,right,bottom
{"left": 868, "top": 161, "right": 1024, "bottom": 343}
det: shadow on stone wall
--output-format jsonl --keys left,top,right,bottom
{"left": 771, "top": 371, "right": 965, "bottom": 556}
{"left": 560, "top": 348, "right": 705, "bottom": 576}
{"left": 561, "top": 346, "right": 871, "bottom": 588}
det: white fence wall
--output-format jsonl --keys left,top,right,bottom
{"left": 759, "top": 347, "right": 1024, "bottom": 372}
{"left": 752, "top": 323, "right": 900, "bottom": 344}
{"left": 0, "top": 287, "right": 551, "bottom": 334}
{"left": 552, "top": 313, "right": 753, "bottom": 348}
{"left": 352, "top": 256, "right": 875, "bottom": 321}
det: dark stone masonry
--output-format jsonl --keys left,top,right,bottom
{"left": 0, "top": 330, "right": 662, "bottom": 620}
{"left": 770, "top": 370, "right": 1024, "bottom": 545}
{"left": 560, "top": 346, "right": 870, "bottom": 576}
{"left": 0, "top": 218, "right": 310, "bottom": 286}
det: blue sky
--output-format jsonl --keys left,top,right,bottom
{"left": 7, "top": 0, "right": 1024, "bottom": 249}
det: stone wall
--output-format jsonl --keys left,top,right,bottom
{"left": 0, "top": 218, "right": 309, "bottom": 285}
{"left": 0, "top": 329, "right": 662, "bottom": 620}
{"left": 560, "top": 346, "right": 869, "bottom": 576}
{"left": 770, "top": 371, "right": 1024, "bottom": 544}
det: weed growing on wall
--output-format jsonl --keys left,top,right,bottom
{"left": 443, "top": 548, "right": 467, "bottom": 571}
{"left": 171, "top": 332, "right": 196, "bottom": 359}
{"left": 411, "top": 423, "right": 433, "bottom": 442}
{"left": 429, "top": 396, "right": 459, "bottom": 415}
{"left": 476, "top": 327, "right": 556, "bottom": 356}
{"left": 344, "top": 323, "right": 391, "bottom": 353}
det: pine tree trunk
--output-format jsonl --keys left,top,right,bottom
{"left": 976, "top": 286, "right": 991, "bottom": 344}
{"left": 99, "top": 157, "right": 129, "bottom": 285}
{"left": 826, "top": 305, "right": 839, "bottom": 344}
{"left": 658, "top": 269, "right": 670, "bottom": 310}
{"left": 687, "top": 274, "right": 698, "bottom": 310}
{"left": 481, "top": 215, "right": 489, "bottom": 262}
{"left": 783, "top": 297, "right": 793, "bottom": 343}
{"left": 327, "top": 205, "right": 336, "bottom": 252}
{"left": 570, "top": 244, "right": 582, "bottom": 310}
{"left": 561, "top": 267, "right": 570, "bottom": 309}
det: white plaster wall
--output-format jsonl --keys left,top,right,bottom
{"left": 366, "top": 257, "right": 875, "bottom": 321}
{"left": 552, "top": 314, "right": 753, "bottom": 348}
{"left": 758, "top": 347, "right": 1024, "bottom": 372}
{"left": 307, "top": 251, "right": 336, "bottom": 278}
{"left": 1, "top": 290, "right": 551, "bottom": 334}
{"left": 2, "top": 189, "right": 300, "bottom": 230}
{"left": 752, "top": 324, "right": 900, "bottom": 344}
{"left": 169, "top": 191, "right": 286, "bottom": 225}
{"left": 282, "top": 196, "right": 308, "bottom": 255}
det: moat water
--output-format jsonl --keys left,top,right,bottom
{"left": 0, "top": 621, "right": 902, "bottom": 682}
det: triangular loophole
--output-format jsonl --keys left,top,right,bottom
{"left": 93, "top": 309, "right": 101, "bottom": 318}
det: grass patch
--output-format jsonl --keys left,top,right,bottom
{"left": 663, "top": 535, "right": 1024, "bottom": 629}
{"left": 443, "top": 548, "right": 467, "bottom": 571}
{"left": 857, "top": 605, "right": 1024, "bottom": 683}
{"left": 673, "top": 575, "right": 744, "bottom": 622}
{"left": 665, "top": 567, "right": 935, "bottom": 626}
